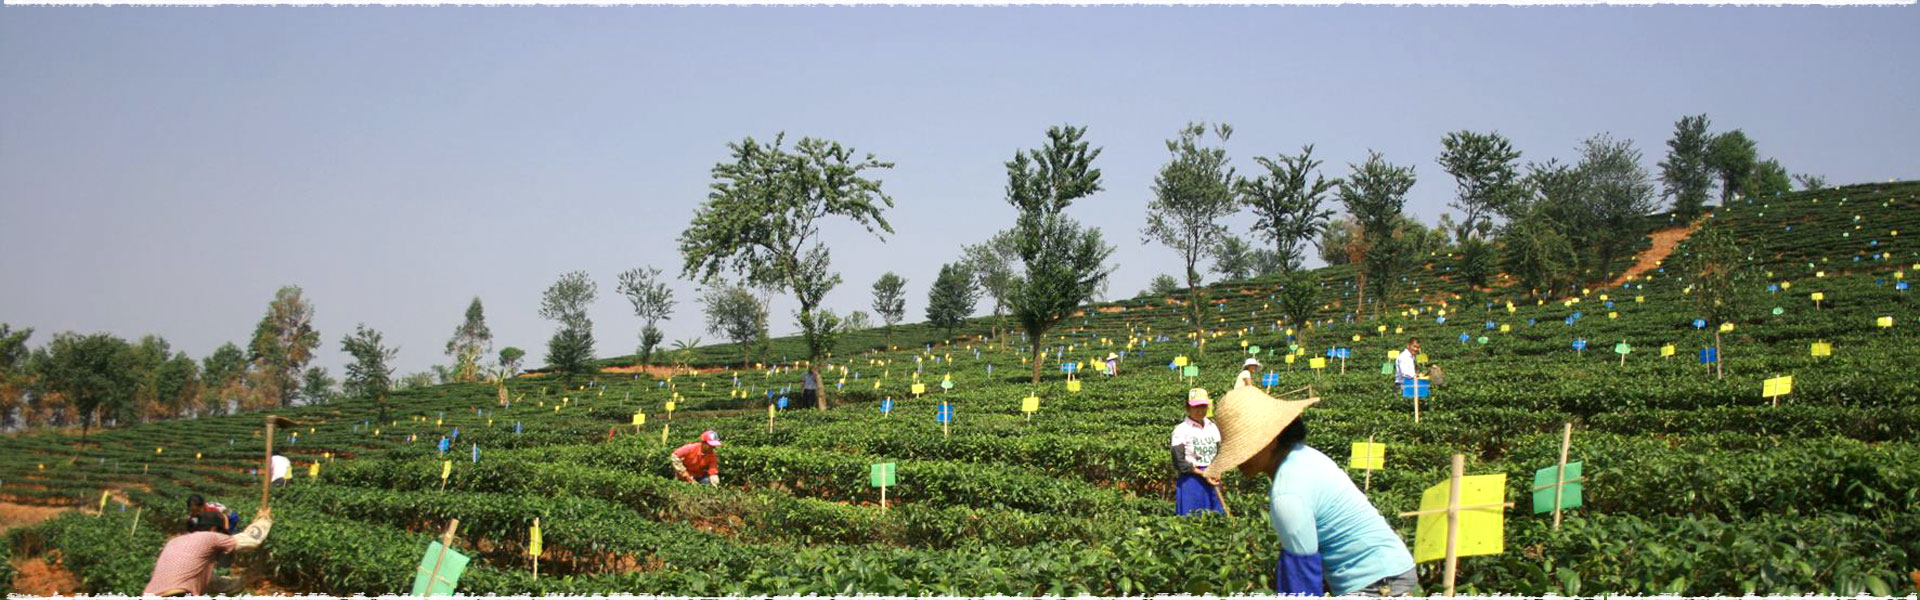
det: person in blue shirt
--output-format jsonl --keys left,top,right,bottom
{"left": 1206, "top": 387, "right": 1419, "bottom": 597}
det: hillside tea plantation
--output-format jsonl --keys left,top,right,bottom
{"left": 4, "top": 182, "right": 1918, "bottom": 596}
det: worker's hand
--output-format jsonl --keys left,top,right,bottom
{"left": 1202, "top": 472, "right": 1224, "bottom": 488}
{"left": 255, "top": 507, "right": 272, "bottom": 521}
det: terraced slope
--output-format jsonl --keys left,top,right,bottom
{"left": 4, "top": 182, "right": 1917, "bottom": 596}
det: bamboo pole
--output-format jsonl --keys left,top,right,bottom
{"left": 424, "top": 520, "right": 460, "bottom": 594}
{"left": 1444, "top": 454, "right": 1463, "bottom": 597}
{"left": 1554, "top": 423, "right": 1571, "bottom": 530}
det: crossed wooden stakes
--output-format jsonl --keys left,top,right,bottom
{"left": 1397, "top": 455, "right": 1513, "bottom": 597}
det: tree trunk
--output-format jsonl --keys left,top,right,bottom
{"left": 1713, "top": 329, "right": 1724, "bottom": 380}
{"left": 1187, "top": 263, "right": 1204, "bottom": 347}
{"left": 1028, "top": 326, "right": 1046, "bottom": 384}
{"left": 810, "top": 365, "right": 826, "bottom": 410}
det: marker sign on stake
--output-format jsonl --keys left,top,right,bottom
{"left": 1531, "top": 461, "right": 1584, "bottom": 514}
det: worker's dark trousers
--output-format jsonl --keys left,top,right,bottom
{"left": 801, "top": 389, "right": 818, "bottom": 409}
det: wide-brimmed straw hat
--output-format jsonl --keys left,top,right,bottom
{"left": 1107, "top": 352, "right": 1119, "bottom": 360}
{"left": 1208, "top": 386, "right": 1319, "bottom": 476}
{"left": 1243, "top": 357, "right": 1261, "bottom": 368}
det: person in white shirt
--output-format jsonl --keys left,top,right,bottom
{"left": 269, "top": 455, "right": 291, "bottom": 487}
{"left": 1236, "top": 357, "right": 1261, "bottom": 389}
{"left": 1394, "top": 338, "right": 1422, "bottom": 391}
{"left": 1169, "top": 388, "right": 1224, "bottom": 515}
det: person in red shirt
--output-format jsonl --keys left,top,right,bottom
{"left": 144, "top": 507, "right": 273, "bottom": 596}
{"left": 671, "top": 430, "right": 723, "bottom": 485}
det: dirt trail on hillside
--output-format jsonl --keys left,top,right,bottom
{"left": 1608, "top": 218, "right": 1705, "bottom": 287}
{"left": 0, "top": 502, "right": 69, "bottom": 533}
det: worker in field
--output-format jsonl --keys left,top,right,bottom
{"left": 144, "top": 506, "right": 274, "bottom": 596}
{"left": 801, "top": 368, "right": 820, "bottom": 409}
{"left": 269, "top": 455, "right": 292, "bottom": 487}
{"left": 1105, "top": 352, "right": 1120, "bottom": 377}
{"left": 186, "top": 494, "right": 238, "bottom": 534}
{"left": 1235, "top": 357, "right": 1260, "bottom": 389}
{"left": 1206, "top": 387, "right": 1417, "bottom": 597}
{"left": 671, "top": 429, "right": 723, "bottom": 486}
{"left": 1169, "top": 388, "right": 1224, "bottom": 515}
{"left": 1394, "top": 338, "right": 1422, "bottom": 391}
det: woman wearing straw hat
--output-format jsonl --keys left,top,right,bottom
{"left": 1105, "top": 352, "right": 1120, "bottom": 377}
{"left": 1170, "top": 388, "right": 1224, "bottom": 515}
{"left": 1206, "top": 387, "right": 1418, "bottom": 596}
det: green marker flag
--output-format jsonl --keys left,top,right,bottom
{"left": 1531, "top": 461, "right": 1583, "bottom": 514}
{"left": 1248, "top": 345, "right": 1262, "bottom": 356}
{"left": 1380, "top": 361, "right": 1394, "bottom": 375}
{"left": 410, "top": 541, "right": 470, "bottom": 596}
{"left": 870, "top": 462, "right": 897, "bottom": 488}
{"left": 1613, "top": 342, "right": 1631, "bottom": 355}
{"left": 1181, "top": 365, "right": 1200, "bottom": 378}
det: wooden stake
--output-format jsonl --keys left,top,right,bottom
{"left": 1205, "top": 478, "right": 1233, "bottom": 518}
{"left": 1553, "top": 423, "right": 1572, "bottom": 530}
{"left": 880, "top": 484, "right": 887, "bottom": 511}
{"left": 424, "top": 520, "right": 460, "bottom": 595}
{"left": 130, "top": 507, "right": 141, "bottom": 535}
{"left": 1444, "top": 454, "right": 1463, "bottom": 597}
{"left": 1363, "top": 434, "right": 1375, "bottom": 492}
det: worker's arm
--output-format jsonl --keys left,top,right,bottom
{"left": 1170, "top": 445, "right": 1198, "bottom": 476}
{"left": 1270, "top": 494, "right": 1324, "bottom": 595}
{"left": 670, "top": 453, "right": 695, "bottom": 482}
{"left": 231, "top": 508, "right": 274, "bottom": 552}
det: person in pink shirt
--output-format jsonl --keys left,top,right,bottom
{"left": 143, "top": 507, "right": 273, "bottom": 596}
{"left": 671, "top": 430, "right": 724, "bottom": 485}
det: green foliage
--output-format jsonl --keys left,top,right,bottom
{"left": 1707, "top": 129, "right": 1758, "bottom": 204}
{"left": 702, "top": 285, "right": 767, "bottom": 365}
{"left": 1210, "top": 237, "right": 1256, "bottom": 282}
{"left": 617, "top": 267, "right": 675, "bottom": 366}
{"left": 1792, "top": 173, "right": 1827, "bottom": 191}
{"left": 247, "top": 285, "right": 320, "bottom": 408}
{"left": 1147, "top": 274, "right": 1179, "bottom": 297}
{"left": 38, "top": 332, "right": 137, "bottom": 435}
{"left": 1275, "top": 270, "right": 1320, "bottom": 336}
{"left": 870, "top": 272, "right": 907, "bottom": 338}
{"left": 300, "top": 366, "right": 336, "bottom": 405}
{"left": 1659, "top": 114, "right": 1715, "bottom": 218}
{"left": 1318, "top": 217, "right": 1356, "bottom": 266}
{"left": 1576, "top": 133, "right": 1659, "bottom": 280}
{"left": 1437, "top": 130, "right": 1524, "bottom": 240}
{"left": 924, "top": 263, "right": 977, "bottom": 338}
{"left": 1338, "top": 151, "right": 1417, "bottom": 314}
{"left": 1745, "top": 158, "right": 1792, "bottom": 198}
{"left": 445, "top": 297, "right": 493, "bottom": 382}
{"left": 1239, "top": 144, "right": 1338, "bottom": 272}
{"left": 198, "top": 342, "right": 246, "bottom": 416}
{"left": 1500, "top": 207, "right": 1579, "bottom": 297}
{"left": 540, "top": 271, "right": 598, "bottom": 380}
{"left": 960, "top": 231, "right": 1021, "bottom": 323}
{"left": 341, "top": 323, "right": 396, "bottom": 407}
{"left": 1458, "top": 237, "right": 1497, "bottom": 291}
{"left": 1003, "top": 125, "right": 1114, "bottom": 383}
{"left": 497, "top": 347, "right": 525, "bottom": 377}
{"left": 544, "top": 326, "right": 596, "bottom": 383}
{"left": 1144, "top": 122, "right": 1238, "bottom": 333}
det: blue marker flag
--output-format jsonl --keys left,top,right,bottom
{"left": 1693, "top": 319, "right": 1706, "bottom": 329}
{"left": 1401, "top": 378, "right": 1431, "bottom": 399}
{"left": 1260, "top": 372, "right": 1280, "bottom": 387}
{"left": 471, "top": 444, "right": 479, "bottom": 463}
{"left": 880, "top": 398, "right": 893, "bottom": 413}
{"left": 438, "top": 437, "right": 450, "bottom": 453}
{"left": 1572, "top": 340, "right": 1587, "bottom": 350}
{"left": 1459, "top": 333, "right": 1471, "bottom": 343}
{"left": 1699, "top": 347, "right": 1718, "bottom": 364}
{"left": 777, "top": 396, "right": 789, "bottom": 409}
{"left": 936, "top": 402, "right": 954, "bottom": 424}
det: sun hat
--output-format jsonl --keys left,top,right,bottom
{"left": 1107, "top": 352, "right": 1119, "bottom": 360}
{"left": 1244, "top": 357, "right": 1262, "bottom": 368}
{"left": 701, "top": 430, "right": 723, "bottom": 447}
{"left": 1187, "top": 388, "right": 1212, "bottom": 407}
{"left": 1207, "top": 386, "right": 1319, "bottom": 476}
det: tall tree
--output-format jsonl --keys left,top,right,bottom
{"left": 0, "top": 325, "right": 32, "bottom": 427}
{"left": 128, "top": 334, "right": 172, "bottom": 421}
{"left": 960, "top": 230, "right": 1021, "bottom": 340}
{"left": 1239, "top": 145, "right": 1339, "bottom": 273}
{"left": 1658, "top": 114, "right": 1716, "bottom": 218}
{"left": 341, "top": 323, "right": 398, "bottom": 422}
{"left": 445, "top": 297, "right": 493, "bottom": 383}
{"left": 247, "top": 286, "right": 320, "bottom": 408}
{"left": 1500, "top": 206, "right": 1580, "bottom": 298}
{"left": 1437, "top": 131, "right": 1525, "bottom": 240}
{"left": 1337, "top": 151, "right": 1417, "bottom": 317}
{"left": 839, "top": 310, "right": 873, "bottom": 332}
{"left": 679, "top": 134, "right": 895, "bottom": 409}
{"left": 300, "top": 366, "right": 337, "bottom": 405}
{"left": 1706, "top": 130, "right": 1758, "bottom": 204}
{"left": 1144, "top": 122, "right": 1238, "bottom": 342}
{"left": 616, "top": 267, "right": 676, "bottom": 366}
{"left": 1211, "top": 237, "right": 1256, "bottom": 281}
{"left": 199, "top": 342, "right": 247, "bottom": 416}
{"left": 925, "top": 262, "right": 978, "bottom": 338}
{"left": 1318, "top": 218, "right": 1356, "bottom": 266}
{"left": 702, "top": 285, "right": 768, "bottom": 367}
{"left": 539, "top": 271, "right": 598, "bottom": 381}
{"left": 1003, "top": 126, "right": 1115, "bottom": 383}
{"left": 1147, "top": 274, "right": 1180, "bottom": 297}
{"left": 1677, "top": 224, "right": 1754, "bottom": 379}
{"left": 1276, "top": 271, "right": 1321, "bottom": 346}
{"left": 154, "top": 351, "right": 200, "bottom": 419}
{"left": 870, "top": 272, "right": 908, "bottom": 344}
{"left": 1792, "top": 173, "right": 1828, "bottom": 191}
{"left": 41, "top": 332, "right": 137, "bottom": 437}
{"left": 1745, "top": 158, "right": 1792, "bottom": 198}
{"left": 1577, "top": 133, "right": 1659, "bottom": 281}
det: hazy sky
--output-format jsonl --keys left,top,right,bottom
{"left": 3, "top": 6, "right": 1916, "bottom": 378}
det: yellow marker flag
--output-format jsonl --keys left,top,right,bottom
{"left": 1877, "top": 316, "right": 1895, "bottom": 328}
{"left": 529, "top": 520, "right": 543, "bottom": 557}
{"left": 309, "top": 463, "right": 320, "bottom": 479}
{"left": 665, "top": 401, "right": 676, "bottom": 412}
{"left": 195, "top": 452, "right": 202, "bottom": 460}
{"left": 1386, "top": 350, "right": 1398, "bottom": 361}
{"left": 1174, "top": 356, "right": 1189, "bottom": 367}
{"left": 1811, "top": 292, "right": 1825, "bottom": 301}
{"left": 156, "top": 447, "right": 164, "bottom": 454}
{"left": 1811, "top": 342, "right": 1832, "bottom": 357}
{"left": 1416, "top": 353, "right": 1429, "bottom": 365}
{"left": 1608, "top": 312, "right": 1618, "bottom": 320}
{"left": 1719, "top": 322, "right": 1735, "bottom": 333}
{"left": 1660, "top": 344, "right": 1675, "bottom": 357}
{"left": 1022, "top": 396, "right": 1040, "bottom": 413}
{"left": 1394, "top": 326, "right": 1405, "bottom": 334}
{"left": 1412, "top": 473, "right": 1507, "bottom": 563}
{"left": 1499, "top": 324, "right": 1511, "bottom": 333}
{"left": 1349, "top": 442, "right": 1385, "bottom": 470}
{"left": 911, "top": 383, "right": 926, "bottom": 395}
{"left": 1309, "top": 357, "right": 1327, "bottom": 370}
{"left": 1763, "top": 375, "right": 1795, "bottom": 398}
{"left": 1377, "top": 325, "right": 1387, "bottom": 333}
{"left": 440, "top": 460, "right": 452, "bottom": 482}
{"left": 100, "top": 490, "right": 111, "bottom": 511}
{"left": 1066, "top": 380, "right": 1082, "bottom": 393}
{"left": 1285, "top": 354, "right": 1297, "bottom": 365}
{"left": 1635, "top": 296, "right": 1645, "bottom": 303}
{"left": 632, "top": 413, "right": 646, "bottom": 426}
